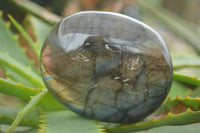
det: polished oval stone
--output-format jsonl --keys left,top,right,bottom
{"left": 40, "top": 11, "right": 173, "bottom": 123}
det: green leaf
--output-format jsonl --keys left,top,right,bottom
{"left": 0, "top": 12, "right": 35, "bottom": 69}
{"left": 106, "top": 96, "right": 200, "bottom": 133}
{"left": 155, "top": 81, "right": 189, "bottom": 114}
{"left": 8, "top": 0, "right": 60, "bottom": 25}
{"left": 172, "top": 56, "right": 200, "bottom": 69}
{"left": 189, "top": 87, "right": 200, "bottom": 97}
{"left": 160, "top": 95, "right": 200, "bottom": 112}
{"left": 40, "top": 93, "right": 66, "bottom": 111}
{"left": 5, "top": 89, "right": 48, "bottom": 133}
{"left": 41, "top": 110, "right": 105, "bottom": 133}
{"left": 8, "top": 15, "right": 40, "bottom": 59}
{"left": 0, "top": 125, "right": 37, "bottom": 133}
{"left": 136, "top": 123, "right": 200, "bottom": 133}
{"left": 0, "top": 78, "right": 65, "bottom": 111}
{"left": 0, "top": 77, "right": 41, "bottom": 100}
{"left": 27, "top": 15, "right": 52, "bottom": 50}
{"left": 0, "top": 106, "right": 39, "bottom": 128}
{"left": 106, "top": 108, "right": 200, "bottom": 133}
{"left": 0, "top": 52, "right": 44, "bottom": 88}
{"left": 167, "top": 81, "right": 189, "bottom": 99}
{"left": 173, "top": 72, "right": 200, "bottom": 86}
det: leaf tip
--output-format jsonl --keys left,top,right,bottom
{"left": 98, "top": 125, "right": 106, "bottom": 133}
{"left": 186, "top": 107, "right": 192, "bottom": 112}
{"left": 30, "top": 96, "right": 34, "bottom": 100}
{"left": 167, "top": 111, "right": 174, "bottom": 117}
{"left": 38, "top": 122, "right": 46, "bottom": 133}
{"left": 7, "top": 14, "right": 13, "bottom": 21}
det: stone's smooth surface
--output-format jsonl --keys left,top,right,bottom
{"left": 40, "top": 11, "right": 173, "bottom": 123}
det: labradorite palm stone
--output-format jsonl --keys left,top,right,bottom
{"left": 40, "top": 11, "right": 173, "bottom": 123}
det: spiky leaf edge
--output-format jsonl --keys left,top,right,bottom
{"left": 106, "top": 95, "right": 200, "bottom": 133}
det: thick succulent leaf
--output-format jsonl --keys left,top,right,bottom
{"left": 154, "top": 81, "right": 189, "bottom": 115}
{"left": 106, "top": 108, "right": 200, "bottom": 133}
{"left": 190, "top": 87, "right": 200, "bottom": 97}
{"left": 0, "top": 52, "right": 44, "bottom": 88}
{"left": 8, "top": 0, "right": 60, "bottom": 25}
{"left": 5, "top": 89, "right": 48, "bottom": 133}
{"left": 135, "top": 123, "right": 200, "bottom": 133}
{"left": 26, "top": 15, "right": 52, "bottom": 50}
{"left": 166, "top": 81, "right": 189, "bottom": 99}
{"left": 0, "top": 125, "right": 37, "bottom": 133}
{"left": 172, "top": 56, "right": 200, "bottom": 69}
{"left": 173, "top": 71, "right": 200, "bottom": 86}
{"left": 5, "top": 70, "right": 36, "bottom": 88}
{"left": 39, "top": 110, "right": 105, "bottom": 133}
{"left": 9, "top": 15, "right": 40, "bottom": 58}
{"left": 0, "top": 78, "right": 65, "bottom": 110}
{"left": 106, "top": 96, "right": 200, "bottom": 133}
{"left": 0, "top": 12, "right": 35, "bottom": 69}
{"left": 159, "top": 95, "right": 200, "bottom": 112}
{"left": 0, "top": 106, "right": 39, "bottom": 128}
{"left": 0, "top": 77, "right": 41, "bottom": 100}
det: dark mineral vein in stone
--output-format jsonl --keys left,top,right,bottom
{"left": 40, "top": 11, "right": 173, "bottom": 123}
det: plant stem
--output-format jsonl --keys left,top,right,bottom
{"left": 5, "top": 89, "right": 48, "bottom": 133}
{"left": 8, "top": 0, "right": 61, "bottom": 26}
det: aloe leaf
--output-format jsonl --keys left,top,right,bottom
{"left": 0, "top": 77, "right": 41, "bottom": 100}
{"left": 106, "top": 96, "right": 200, "bottom": 133}
{"left": 39, "top": 110, "right": 105, "bottom": 133}
{"left": 159, "top": 95, "right": 200, "bottom": 112}
{"left": 8, "top": 0, "right": 60, "bottom": 25}
{"left": 5, "top": 89, "right": 48, "bottom": 133}
{"left": 0, "top": 52, "right": 44, "bottom": 88}
{"left": 26, "top": 15, "right": 52, "bottom": 50}
{"left": 0, "top": 106, "right": 39, "bottom": 128}
{"left": 0, "top": 78, "right": 65, "bottom": 111}
{"left": 8, "top": 15, "right": 40, "bottom": 59}
{"left": 172, "top": 56, "right": 200, "bottom": 69}
{"left": 5, "top": 70, "right": 37, "bottom": 87}
{"left": 139, "top": 123, "right": 200, "bottom": 133}
{"left": 0, "top": 12, "right": 35, "bottom": 70}
{"left": 189, "top": 87, "right": 200, "bottom": 98}
{"left": 173, "top": 72, "right": 200, "bottom": 86}
{"left": 1, "top": 126, "right": 38, "bottom": 133}
{"left": 167, "top": 81, "right": 189, "bottom": 99}
{"left": 106, "top": 108, "right": 200, "bottom": 133}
